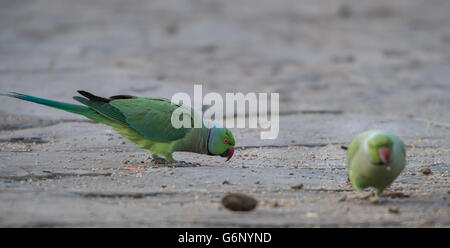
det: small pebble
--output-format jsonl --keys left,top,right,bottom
{"left": 388, "top": 207, "right": 400, "bottom": 214}
{"left": 338, "top": 195, "right": 347, "bottom": 202}
{"left": 221, "top": 193, "right": 258, "bottom": 212}
{"left": 291, "top": 184, "right": 304, "bottom": 190}
{"left": 421, "top": 168, "right": 432, "bottom": 175}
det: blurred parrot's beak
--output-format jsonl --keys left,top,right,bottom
{"left": 378, "top": 147, "right": 391, "bottom": 165}
{"left": 221, "top": 146, "right": 235, "bottom": 161}
{"left": 226, "top": 146, "right": 235, "bottom": 161}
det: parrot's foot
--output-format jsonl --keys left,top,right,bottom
{"left": 381, "top": 191, "right": 409, "bottom": 199}
{"left": 358, "top": 192, "right": 374, "bottom": 200}
{"left": 150, "top": 157, "right": 172, "bottom": 165}
{"left": 371, "top": 189, "right": 387, "bottom": 204}
{"left": 148, "top": 156, "right": 201, "bottom": 167}
{"left": 369, "top": 194, "right": 380, "bottom": 204}
{"left": 347, "top": 192, "right": 374, "bottom": 201}
{"left": 348, "top": 191, "right": 387, "bottom": 204}
{"left": 176, "top": 161, "right": 201, "bottom": 167}
{"left": 150, "top": 159, "right": 201, "bottom": 167}
{"left": 369, "top": 195, "right": 387, "bottom": 204}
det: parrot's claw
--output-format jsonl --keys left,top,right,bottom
{"left": 151, "top": 157, "right": 171, "bottom": 165}
{"left": 369, "top": 195, "right": 380, "bottom": 204}
{"left": 369, "top": 195, "right": 387, "bottom": 204}
{"left": 347, "top": 192, "right": 374, "bottom": 201}
{"left": 348, "top": 191, "right": 387, "bottom": 204}
{"left": 358, "top": 192, "right": 374, "bottom": 200}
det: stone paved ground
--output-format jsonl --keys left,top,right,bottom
{"left": 0, "top": 0, "right": 449, "bottom": 227}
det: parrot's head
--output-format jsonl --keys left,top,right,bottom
{"left": 366, "top": 133, "right": 394, "bottom": 165}
{"left": 207, "top": 125, "right": 235, "bottom": 161}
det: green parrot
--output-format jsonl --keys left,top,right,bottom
{"left": 347, "top": 130, "right": 406, "bottom": 196}
{"left": 1, "top": 91, "right": 235, "bottom": 163}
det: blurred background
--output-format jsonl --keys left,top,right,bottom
{"left": 1, "top": 0, "right": 449, "bottom": 126}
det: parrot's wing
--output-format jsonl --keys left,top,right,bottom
{"left": 347, "top": 132, "right": 366, "bottom": 169}
{"left": 73, "top": 96, "right": 129, "bottom": 126}
{"left": 109, "top": 97, "right": 194, "bottom": 142}
{"left": 400, "top": 139, "right": 406, "bottom": 157}
{"left": 391, "top": 134, "right": 406, "bottom": 157}
{"left": 73, "top": 91, "right": 194, "bottom": 142}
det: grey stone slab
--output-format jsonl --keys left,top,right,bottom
{"left": 0, "top": 114, "right": 448, "bottom": 227}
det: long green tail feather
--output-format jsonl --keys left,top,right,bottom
{"left": 1, "top": 92, "right": 115, "bottom": 125}
{"left": 2, "top": 92, "right": 89, "bottom": 114}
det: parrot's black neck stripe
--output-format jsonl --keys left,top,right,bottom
{"left": 206, "top": 128, "right": 213, "bottom": 155}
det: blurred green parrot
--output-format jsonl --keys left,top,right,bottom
{"left": 347, "top": 130, "right": 406, "bottom": 196}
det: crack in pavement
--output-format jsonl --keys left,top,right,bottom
{"left": 236, "top": 143, "right": 343, "bottom": 150}
{"left": 0, "top": 137, "right": 49, "bottom": 144}
{"left": 75, "top": 191, "right": 178, "bottom": 199}
{"left": 236, "top": 143, "right": 440, "bottom": 150}
{"left": 0, "top": 119, "right": 96, "bottom": 131}
{"left": 0, "top": 170, "right": 112, "bottom": 181}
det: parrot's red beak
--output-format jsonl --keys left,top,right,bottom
{"left": 219, "top": 146, "right": 235, "bottom": 161}
{"left": 226, "top": 146, "right": 234, "bottom": 162}
{"left": 378, "top": 147, "right": 391, "bottom": 165}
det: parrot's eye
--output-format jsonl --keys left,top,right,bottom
{"left": 224, "top": 138, "right": 229, "bottom": 144}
